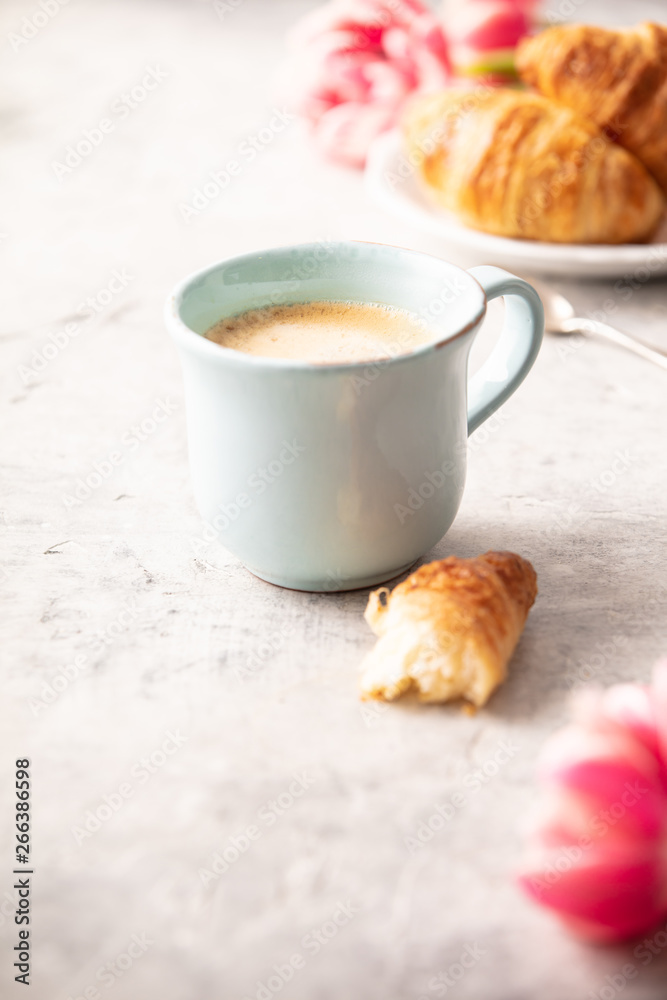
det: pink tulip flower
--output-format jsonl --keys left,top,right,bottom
{"left": 444, "top": 0, "right": 540, "bottom": 80}
{"left": 279, "top": 0, "right": 451, "bottom": 167}
{"left": 519, "top": 660, "right": 667, "bottom": 942}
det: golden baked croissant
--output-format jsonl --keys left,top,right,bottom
{"left": 403, "top": 88, "right": 664, "bottom": 243}
{"left": 359, "top": 551, "right": 537, "bottom": 706}
{"left": 517, "top": 22, "right": 667, "bottom": 194}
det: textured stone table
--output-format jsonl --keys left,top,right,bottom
{"left": 2, "top": 1, "right": 667, "bottom": 998}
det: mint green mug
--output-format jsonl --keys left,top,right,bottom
{"left": 166, "top": 241, "right": 543, "bottom": 591}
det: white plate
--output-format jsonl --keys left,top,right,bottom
{"left": 365, "top": 130, "right": 667, "bottom": 279}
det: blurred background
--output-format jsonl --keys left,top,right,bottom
{"left": 3, "top": 0, "right": 665, "bottom": 337}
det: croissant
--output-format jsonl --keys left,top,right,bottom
{"left": 403, "top": 88, "right": 664, "bottom": 243}
{"left": 517, "top": 22, "right": 667, "bottom": 195}
{"left": 359, "top": 551, "right": 537, "bottom": 706}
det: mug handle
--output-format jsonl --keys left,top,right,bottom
{"left": 465, "top": 266, "right": 544, "bottom": 435}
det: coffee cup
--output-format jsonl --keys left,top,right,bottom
{"left": 165, "top": 241, "right": 543, "bottom": 591}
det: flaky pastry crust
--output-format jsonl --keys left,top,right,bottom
{"left": 402, "top": 88, "right": 664, "bottom": 243}
{"left": 360, "top": 552, "right": 537, "bottom": 706}
{"left": 517, "top": 22, "right": 667, "bottom": 195}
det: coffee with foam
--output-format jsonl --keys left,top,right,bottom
{"left": 204, "top": 301, "right": 436, "bottom": 363}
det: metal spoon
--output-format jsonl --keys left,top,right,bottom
{"left": 528, "top": 279, "right": 667, "bottom": 371}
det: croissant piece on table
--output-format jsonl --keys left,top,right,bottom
{"left": 359, "top": 551, "right": 538, "bottom": 706}
{"left": 517, "top": 22, "right": 667, "bottom": 195}
{"left": 402, "top": 88, "right": 665, "bottom": 244}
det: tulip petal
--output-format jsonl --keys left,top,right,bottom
{"left": 652, "top": 659, "right": 667, "bottom": 767}
{"left": 279, "top": 0, "right": 451, "bottom": 166}
{"left": 520, "top": 661, "right": 667, "bottom": 942}
{"left": 312, "top": 101, "right": 398, "bottom": 167}
{"left": 520, "top": 849, "right": 665, "bottom": 941}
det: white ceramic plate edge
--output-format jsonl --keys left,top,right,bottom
{"left": 365, "top": 130, "right": 667, "bottom": 279}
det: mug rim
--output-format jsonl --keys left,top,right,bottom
{"left": 164, "top": 240, "right": 487, "bottom": 371}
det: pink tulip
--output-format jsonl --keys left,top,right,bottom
{"left": 519, "top": 661, "right": 667, "bottom": 942}
{"left": 443, "top": 0, "right": 539, "bottom": 79}
{"left": 462, "top": 7, "right": 531, "bottom": 52}
{"left": 278, "top": 0, "right": 451, "bottom": 167}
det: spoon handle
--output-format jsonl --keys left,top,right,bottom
{"left": 562, "top": 316, "right": 667, "bottom": 371}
